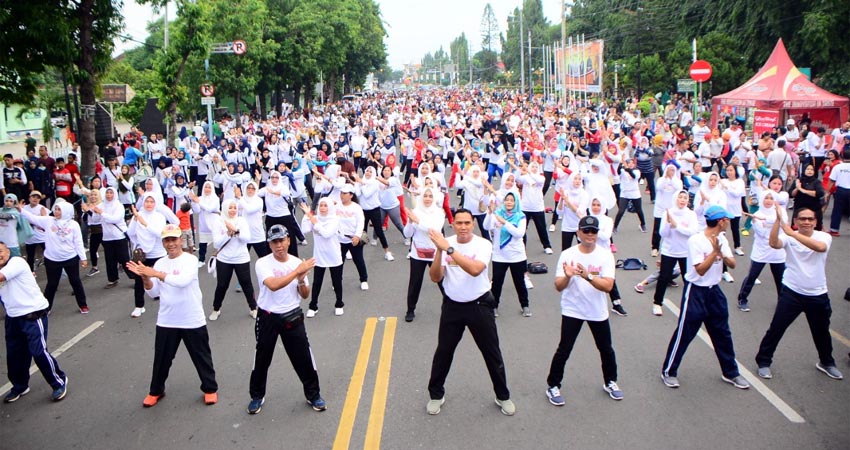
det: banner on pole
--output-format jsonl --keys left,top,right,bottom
{"left": 753, "top": 109, "right": 780, "bottom": 136}
{"left": 554, "top": 39, "right": 604, "bottom": 93}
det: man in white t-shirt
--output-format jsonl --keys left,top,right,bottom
{"left": 128, "top": 224, "right": 218, "bottom": 408}
{"left": 247, "top": 225, "right": 326, "bottom": 414}
{"left": 754, "top": 206, "right": 843, "bottom": 380}
{"left": 827, "top": 149, "right": 850, "bottom": 236}
{"left": 661, "top": 205, "right": 750, "bottom": 390}
{"left": 425, "top": 208, "right": 515, "bottom": 416}
{"left": 545, "top": 215, "right": 621, "bottom": 407}
{"left": 0, "top": 242, "right": 68, "bottom": 403}
{"left": 767, "top": 140, "right": 794, "bottom": 181}
{"left": 692, "top": 117, "right": 711, "bottom": 145}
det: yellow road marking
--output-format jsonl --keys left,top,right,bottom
{"left": 333, "top": 318, "right": 377, "bottom": 450}
{"left": 364, "top": 317, "right": 397, "bottom": 449}
{"left": 830, "top": 329, "right": 850, "bottom": 348}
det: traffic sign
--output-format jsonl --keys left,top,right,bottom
{"left": 676, "top": 79, "right": 696, "bottom": 93}
{"left": 233, "top": 40, "right": 247, "bottom": 55}
{"left": 689, "top": 60, "right": 712, "bottom": 82}
{"left": 200, "top": 83, "right": 215, "bottom": 97}
{"left": 201, "top": 96, "right": 216, "bottom": 106}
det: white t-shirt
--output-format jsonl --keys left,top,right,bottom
{"left": 828, "top": 162, "right": 850, "bottom": 189}
{"left": 255, "top": 253, "right": 310, "bottom": 314}
{"left": 685, "top": 232, "right": 732, "bottom": 286}
{"left": 659, "top": 206, "right": 698, "bottom": 258}
{"left": 555, "top": 244, "right": 616, "bottom": 321}
{"left": 146, "top": 252, "right": 206, "bottom": 329}
{"left": 440, "top": 235, "right": 492, "bottom": 302}
{"left": 0, "top": 257, "right": 49, "bottom": 317}
{"left": 484, "top": 214, "right": 527, "bottom": 263}
{"left": 778, "top": 231, "right": 831, "bottom": 296}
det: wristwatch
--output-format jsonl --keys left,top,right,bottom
{"left": 446, "top": 247, "right": 455, "bottom": 255}
{"left": 585, "top": 272, "right": 594, "bottom": 281}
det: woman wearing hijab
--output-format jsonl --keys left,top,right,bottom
{"left": 237, "top": 181, "right": 269, "bottom": 257}
{"left": 456, "top": 164, "right": 488, "bottom": 237}
{"left": 612, "top": 158, "right": 647, "bottom": 234}
{"left": 258, "top": 170, "right": 302, "bottom": 257}
{"left": 720, "top": 165, "right": 747, "bottom": 255}
{"left": 651, "top": 190, "right": 698, "bottom": 316}
{"left": 376, "top": 165, "right": 406, "bottom": 240}
{"left": 556, "top": 172, "right": 589, "bottom": 250}
{"left": 402, "top": 186, "right": 445, "bottom": 322}
{"left": 354, "top": 166, "right": 394, "bottom": 260}
{"left": 299, "top": 198, "right": 344, "bottom": 317}
{"left": 736, "top": 190, "right": 787, "bottom": 312}
{"left": 585, "top": 159, "right": 617, "bottom": 213}
{"left": 99, "top": 187, "right": 132, "bottom": 288}
{"left": 651, "top": 164, "right": 683, "bottom": 257}
{"left": 208, "top": 198, "right": 256, "bottom": 321}
{"left": 80, "top": 189, "right": 104, "bottom": 277}
{"left": 117, "top": 164, "right": 136, "bottom": 216}
{"left": 127, "top": 194, "right": 167, "bottom": 317}
{"left": 789, "top": 163, "right": 825, "bottom": 231}
{"left": 695, "top": 172, "right": 726, "bottom": 228}
{"left": 23, "top": 191, "right": 48, "bottom": 271}
{"left": 189, "top": 181, "right": 220, "bottom": 266}
{"left": 587, "top": 196, "right": 628, "bottom": 317}
{"left": 22, "top": 200, "right": 88, "bottom": 313}
{"left": 0, "top": 194, "right": 33, "bottom": 258}
{"left": 216, "top": 162, "right": 247, "bottom": 201}
{"left": 486, "top": 191, "right": 531, "bottom": 317}
{"left": 518, "top": 161, "right": 553, "bottom": 253}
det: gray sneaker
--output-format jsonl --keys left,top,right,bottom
{"left": 521, "top": 307, "right": 532, "bottom": 317}
{"left": 757, "top": 367, "right": 773, "bottom": 379}
{"left": 661, "top": 374, "right": 680, "bottom": 388}
{"left": 426, "top": 397, "right": 445, "bottom": 415}
{"left": 495, "top": 398, "right": 516, "bottom": 416}
{"left": 721, "top": 375, "right": 751, "bottom": 389}
{"left": 816, "top": 363, "right": 844, "bottom": 380}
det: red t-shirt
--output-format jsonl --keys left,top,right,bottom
{"left": 54, "top": 168, "right": 74, "bottom": 198}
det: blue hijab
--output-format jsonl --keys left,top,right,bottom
{"left": 495, "top": 192, "right": 524, "bottom": 249}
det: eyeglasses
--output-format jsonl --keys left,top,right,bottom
{"left": 580, "top": 227, "right": 598, "bottom": 234}
{"left": 796, "top": 216, "right": 816, "bottom": 222}
{"left": 270, "top": 176, "right": 280, "bottom": 179}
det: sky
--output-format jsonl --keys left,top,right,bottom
{"left": 115, "top": 0, "right": 564, "bottom": 69}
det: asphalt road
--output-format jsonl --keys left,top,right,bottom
{"left": 1, "top": 188, "right": 848, "bottom": 450}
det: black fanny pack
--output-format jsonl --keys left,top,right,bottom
{"left": 23, "top": 308, "right": 49, "bottom": 320}
{"left": 261, "top": 307, "right": 304, "bottom": 330}
{"left": 444, "top": 291, "right": 496, "bottom": 309}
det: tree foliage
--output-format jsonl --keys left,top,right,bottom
{"left": 480, "top": 3, "right": 499, "bottom": 53}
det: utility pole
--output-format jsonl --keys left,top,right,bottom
{"left": 519, "top": 10, "right": 525, "bottom": 95}
{"left": 561, "top": 0, "right": 566, "bottom": 108}
{"left": 528, "top": 31, "right": 532, "bottom": 99}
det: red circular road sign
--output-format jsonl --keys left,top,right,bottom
{"left": 200, "top": 83, "right": 215, "bottom": 97}
{"left": 233, "top": 40, "right": 247, "bottom": 55}
{"left": 689, "top": 60, "right": 712, "bottom": 82}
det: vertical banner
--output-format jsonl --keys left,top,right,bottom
{"left": 555, "top": 39, "right": 604, "bottom": 94}
{"left": 752, "top": 109, "right": 780, "bottom": 137}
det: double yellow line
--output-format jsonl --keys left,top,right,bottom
{"left": 333, "top": 317, "right": 397, "bottom": 450}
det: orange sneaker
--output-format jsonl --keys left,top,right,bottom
{"left": 143, "top": 394, "right": 163, "bottom": 407}
{"left": 204, "top": 392, "right": 218, "bottom": 405}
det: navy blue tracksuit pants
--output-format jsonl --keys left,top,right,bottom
{"left": 662, "top": 284, "right": 741, "bottom": 379}
{"left": 5, "top": 313, "right": 67, "bottom": 393}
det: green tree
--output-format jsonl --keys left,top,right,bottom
{"left": 450, "top": 34, "right": 471, "bottom": 85}
{"left": 480, "top": 3, "right": 499, "bottom": 53}
{"left": 621, "top": 53, "right": 668, "bottom": 95}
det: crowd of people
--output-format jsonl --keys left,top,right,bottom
{"left": 1, "top": 88, "right": 848, "bottom": 415}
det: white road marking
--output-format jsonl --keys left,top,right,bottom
{"left": 0, "top": 321, "right": 104, "bottom": 396}
{"left": 662, "top": 299, "right": 805, "bottom": 423}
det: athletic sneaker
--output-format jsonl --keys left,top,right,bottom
{"left": 734, "top": 247, "right": 745, "bottom": 256}
{"left": 546, "top": 386, "right": 565, "bottom": 406}
{"left": 346, "top": 253, "right": 352, "bottom": 260}
{"left": 79, "top": 306, "right": 90, "bottom": 314}
{"left": 754, "top": 278, "right": 762, "bottom": 285}
{"left": 360, "top": 281, "right": 369, "bottom": 290}
{"left": 307, "top": 396, "right": 327, "bottom": 411}
{"left": 521, "top": 307, "right": 532, "bottom": 317}
{"left": 669, "top": 280, "right": 680, "bottom": 288}
{"left": 721, "top": 375, "right": 750, "bottom": 389}
{"left": 404, "top": 312, "right": 415, "bottom": 322}
{"left": 247, "top": 397, "right": 264, "bottom": 414}
{"left": 640, "top": 224, "right": 647, "bottom": 233}
{"left": 661, "top": 374, "right": 680, "bottom": 388}
{"left": 384, "top": 252, "right": 395, "bottom": 261}
{"left": 404, "top": 239, "right": 411, "bottom": 246}
{"left": 426, "top": 397, "right": 445, "bottom": 415}
{"left": 52, "top": 376, "right": 68, "bottom": 401}
{"left": 235, "top": 284, "right": 242, "bottom": 293}
{"left": 143, "top": 393, "right": 163, "bottom": 407}
{"left": 816, "top": 362, "right": 844, "bottom": 380}
{"left": 4, "top": 387, "right": 30, "bottom": 403}
{"left": 495, "top": 398, "right": 516, "bottom": 416}
{"left": 86, "top": 267, "right": 100, "bottom": 277}
{"left": 757, "top": 367, "right": 773, "bottom": 379}
{"left": 737, "top": 302, "right": 750, "bottom": 312}
{"left": 249, "top": 309, "right": 258, "bottom": 319}
{"left": 524, "top": 275, "right": 534, "bottom": 289}
{"left": 634, "top": 283, "right": 645, "bottom": 294}
{"left": 741, "top": 229, "right": 750, "bottom": 236}
{"left": 335, "top": 308, "right": 344, "bottom": 316}
{"left": 603, "top": 381, "right": 623, "bottom": 400}
{"left": 306, "top": 309, "right": 317, "bottom": 318}
{"left": 105, "top": 280, "right": 119, "bottom": 289}
{"left": 204, "top": 392, "right": 218, "bottom": 405}
{"left": 651, "top": 249, "right": 659, "bottom": 257}
{"left": 208, "top": 310, "right": 220, "bottom": 321}
{"left": 197, "top": 261, "right": 205, "bottom": 268}
{"left": 548, "top": 224, "right": 555, "bottom": 232}
{"left": 722, "top": 272, "right": 735, "bottom": 283}
{"left": 652, "top": 304, "right": 663, "bottom": 316}
{"left": 370, "top": 240, "right": 377, "bottom": 247}
{"left": 131, "top": 307, "right": 145, "bottom": 318}
{"left": 544, "top": 248, "right": 553, "bottom": 255}
{"left": 611, "top": 302, "right": 628, "bottom": 317}
{"left": 610, "top": 243, "right": 618, "bottom": 253}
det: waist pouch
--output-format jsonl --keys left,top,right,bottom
{"left": 23, "top": 308, "right": 49, "bottom": 320}
{"left": 443, "top": 291, "right": 496, "bottom": 309}
{"left": 261, "top": 307, "right": 304, "bottom": 330}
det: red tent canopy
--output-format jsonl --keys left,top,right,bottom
{"left": 711, "top": 39, "right": 849, "bottom": 129}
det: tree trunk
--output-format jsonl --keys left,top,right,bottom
{"left": 234, "top": 90, "right": 241, "bottom": 129}
{"left": 258, "top": 92, "right": 267, "bottom": 119}
{"left": 77, "top": 0, "right": 97, "bottom": 178}
{"left": 165, "top": 52, "right": 192, "bottom": 146}
{"left": 293, "top": 83, "right": 302, "bottom": 109}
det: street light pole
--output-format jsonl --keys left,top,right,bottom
{"left": 519, "top": 10, "right": 525, "bottom": 96}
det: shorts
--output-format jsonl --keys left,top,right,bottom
{"left": 181, "top": 230, "right": 195, "bottom": 251}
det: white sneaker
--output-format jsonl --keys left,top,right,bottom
{"left": 249, "top": 309, "right": 257, "bottom": 319}
{"left": 208, "top": 310, "right": 220, "bottom": 321}
{"left": 346, "top": 253, "right": 352, "bottom": 260}
{"left": 306, "top": 309, "right": 317, "bottom": 318}
{"left": 548, "top": 224, "right": 555, "bottom": 232}
{"left": 299, "top": 239, "right": 308, "bottom": 246}
{"left": 524, "top": 275, "right": 534, "bottom": 289}
{"left": 361, "top": 281, "right": 369, "bottom": 290}
{"left": 734, "top": 247, "right": 745, "bottom": 256}
{"left": 639, "top": 178, "right": 645, "bottom": 185}
{"left": 544, "top": 248, "right": 553, "bottom": 255}
{"left": 722, "top": 272, "right": 735, "bottom": 283}
{"left": 754, "top": 278, "right": 762, "bottom": 285}
{"left": 404, "top": 238, "right": 411, "bottom": 246}
{"left": 335, "top": 307, "right": 344, "bottom": 316}
{"left": 370, "top": 240, "right": 377, "bottom": 246}
{"left": 652, "top": 304, "right": 663, "bottom": 316}
{"left": 197, "top": 261, "right": 205, "bottom": 268}
{"left": 130, "top": 307, "right": 145, "bottom": 318}
{"left": 384, "top": 252, "right": 395, "bottom": 261}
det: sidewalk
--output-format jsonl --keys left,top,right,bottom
{"left": 0, "top": 121, "right": 133, "bottom": 159}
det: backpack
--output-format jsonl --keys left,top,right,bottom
{"left": 527, "top": 261, "right": 549, "bottom": 274}
{"left": 616, "top": 258, "right": 647, "bottom": 270}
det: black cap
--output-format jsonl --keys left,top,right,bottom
{"left": 578, "top": 215, "right": 600, "bottom": 231}
{"left": 266, "top": 224, "right": 289, "bottom": 242}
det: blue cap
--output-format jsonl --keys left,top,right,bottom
{"left": 704, "top": 205, "right": 734, "bottom": 221}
